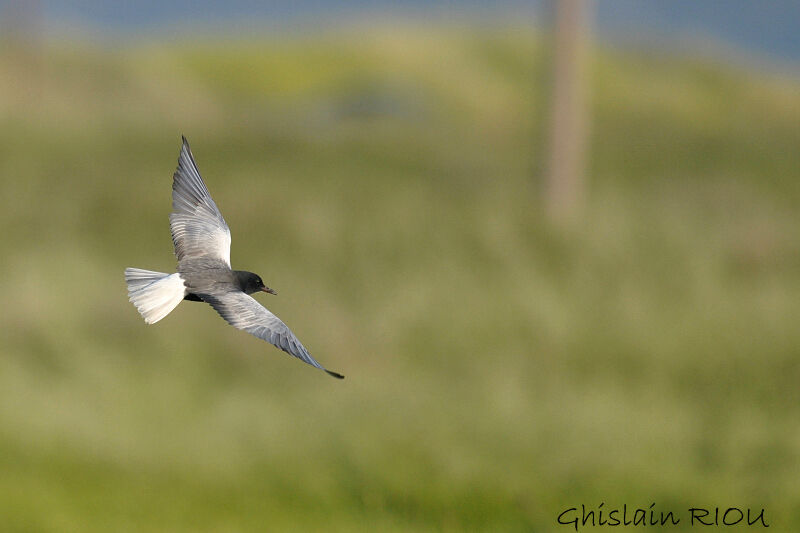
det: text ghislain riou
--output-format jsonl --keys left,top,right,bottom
{"left": 558, "top": 503, "right": 769, "bottom": 531}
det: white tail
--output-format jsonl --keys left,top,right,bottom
{"left": 125, "top": 268, "right": 186, "bottom": 324}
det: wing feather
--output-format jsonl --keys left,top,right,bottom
{"left": 170, "top": 137, "right": 232, "bottom": 267}
{"left": 203, "top": 291, "right": 344, "bottom": 378}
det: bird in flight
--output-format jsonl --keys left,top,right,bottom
{"left": 125, "top": 137, "right": 344, "bottom": 379}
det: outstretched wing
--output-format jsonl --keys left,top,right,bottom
{"left": 203, "top": 291, "right": 344, "bottom": 379}
{"left": 170, "top": 136, "right": 232, "bottom": 267}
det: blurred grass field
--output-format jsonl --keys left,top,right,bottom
{"left": 1, "top": 22, "right": 799, "bottom": 532}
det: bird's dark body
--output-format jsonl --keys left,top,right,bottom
{"left": 178, "top": 258, "right": 265, "bottom": 301}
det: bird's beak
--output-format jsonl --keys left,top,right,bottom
{"left": 261, "top": 286, "right": 277, "bottom": 295}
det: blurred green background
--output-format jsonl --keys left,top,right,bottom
{"left": 1, "top": 6, "right": 799, "bottom": 532}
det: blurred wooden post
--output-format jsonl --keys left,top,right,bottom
{"left": 1, "top": 0, "right": 43, "bottom": 104}
{"left": 544, "top": 0, "right": 590, "bottom": 224}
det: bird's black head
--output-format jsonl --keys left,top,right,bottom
{"left": 234, "top": 270, "right": 277, "bottom": 296}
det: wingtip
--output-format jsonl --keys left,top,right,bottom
{"left": 326, "top": 370, "right": 345, "bottom": 379}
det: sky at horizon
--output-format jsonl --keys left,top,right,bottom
{"left": 3, "top": 1, "right": 799, "bottom": 67}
